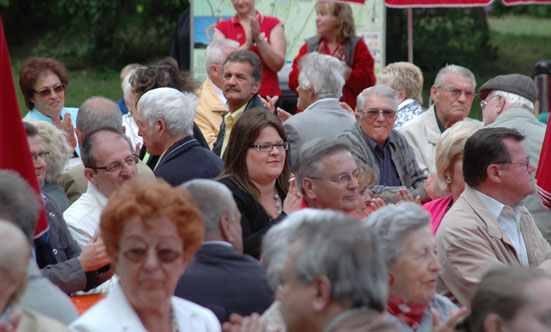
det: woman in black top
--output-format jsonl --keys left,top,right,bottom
{"left": 218, "top": 108, "right": 300, "bottom": 258}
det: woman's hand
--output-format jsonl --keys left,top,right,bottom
{"left": 339, "top": 102, "right": 355, "bottom": 117}
{"left": 62, "top": 112, "right": 77, "bottom": 153}
{"left": 283, "top": 176, "right": 302, "bottom": 215}
{"left": 250, "top": 15, "right": 261, "bottom": 43}
{"left": 0, "top": 311, "right": 21, "bottom": 332}
{"left": 396, "top": 188, "right": 421, "bottom": 205}
{"left": 431, "top": 307, "right": 468, "bottom": 332}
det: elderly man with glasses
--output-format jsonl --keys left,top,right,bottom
{"left": 399, "top": 64, "right": 479, "bottom": 174}
{"left": 479, "top": 74, "right": 551, "bottom": 244}
{"left": 339, "top": 85, "right": 429, "bottom": 203}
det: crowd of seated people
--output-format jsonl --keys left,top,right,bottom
{"left": 6, "top": 1, "right": 551, "bottom": 330}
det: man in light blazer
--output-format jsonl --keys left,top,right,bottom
{"left": 283, "top": 52, "right": 355, "bottom": 170}
{"left": 436, "top": 127, "right": 551, "bottom": 307}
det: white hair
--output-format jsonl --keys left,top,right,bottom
{"left": 434, "top": 64, "right": 476, "bottom": 89}
{"left": 297, "top": 52, "right": 347, "bottom": 99}
{"left": 205, "top": 39, "right": 240, "bottom": 73}
{"left": 489, "top": 90, "right": 534, "bottom": 113}
{"left": 137, "top": 87, "right": 198, "bottom": 137}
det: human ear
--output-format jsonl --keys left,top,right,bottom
{"left": 311, "top": 275, "right": 332, "bottom": 312}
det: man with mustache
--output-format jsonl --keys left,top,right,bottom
{"left": 399, "top": 64, "right": 479, "bottom": 174}
{"left": 212, "top": 50, "right": 266, "bottom": 157}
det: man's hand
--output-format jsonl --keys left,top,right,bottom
{"left": 339, "top": 102, "right": 355, "bottom": 117}
{"left": 78, "top": 233, "right": 111, "bottom": 272}
{"left": 260, "top": 95, "right": 279, "bottom": 113}
{"left": 222, "top": 313, "right": 269, "bottom": 332}
{"left": 0, "top": 311, "right": 21, "bottom": 332}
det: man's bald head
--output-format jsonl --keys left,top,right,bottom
{"left": 76, "top": 97, "right": 123, "bottom": 142}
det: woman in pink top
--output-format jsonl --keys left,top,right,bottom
{"left": 423, "top": 121, "right": 481, "bottom": 234}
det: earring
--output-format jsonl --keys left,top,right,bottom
{"left": 389, "top": 275, "right": 394, "bottom": 285}
{"left": 446, "top": 178, "right": 451, "bottom": 184}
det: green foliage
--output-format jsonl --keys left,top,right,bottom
{"left": 387, "top": 7, "right": 497, "bottom": 75}
{"left": 3, "top": 0, "right": 187, "bottom": 70}
{"left": 490, "top": 2, "right": 551, "bottom": 18}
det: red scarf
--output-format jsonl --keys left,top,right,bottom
{"left": 317, "top": 39, "right": 346, "bottom": 63}
{"left": 387, "top": 294, "right": 430, "bottom": 331}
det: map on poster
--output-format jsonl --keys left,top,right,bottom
{"left": 192, "top": 0, "right": 385, "bottom": 83}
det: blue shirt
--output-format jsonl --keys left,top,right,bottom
{"left": 363, "top": 133, "right": 402, "bottom": 186}
{"left": 24, "top": 107, "right": 80, "bottom": 156}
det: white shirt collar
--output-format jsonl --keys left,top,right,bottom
{"left": 398, "top": 98, "right": 415, "bottom": 110}
{"left": 209, "top": 79, "right": 227, "bottom": 106}
{"left": 303, "top": 98, "right": 339, "bottom": 112}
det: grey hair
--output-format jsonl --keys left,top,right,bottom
{"left": 297, "top": 52, "right": 347, "bottom": 99}
{"left": 288, "top": 209, "right": 388, "bottom": 311}
{"left": 262, "top": 209, "right": 330, "bottom": 290}
{"left": 205, "top": 39, "right": 240, "bottom": 73}
{"left": 433, "top": 64, "right": 476, "bottom": 90}
{"left": 356, "top": 85, "right": 399, "bottom": 113}
{"left": 490, "top": 90, "right": 535, "bottom": 113}
{"left": 181, "top": 179, "right": 239, "bottom": 233}
{"left": 223, "top": 50, "right": 263, "bottom": 84}
{"left": 24, "top": 120, "right": 72, "bottom": 183}
{"left": 81, "top": 128, "right": 132, "bottom": 169}
{"left": 137, "top": 87, "right": 197, "bottom": 137}
{"left": 0, "top": 170, "right": 40, "bottom": 244}
{"left": 76, "top": 96, "right": 123, "bottom": 137}
{"left": 294, "top": 137, "right": 352, "bottom": 192}
{"left": 363, "top": 202, "right": 430, "bottom": 267}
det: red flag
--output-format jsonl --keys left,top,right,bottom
{"left": 502, "top": 0, "right": 551, "bottom": 4}
{"left": 536, "top": 120, "right": 551, "bottom": 209}
{"left": 0, "top": 14, "right": 49, "bottom": 238}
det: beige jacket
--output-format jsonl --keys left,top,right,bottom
{"left": 399, "top": 106, "right": 479, "bottom": 174}
{"left": 15, "top": 307, "right": 69, "bottom": 332}
{"left": 195, "top": 78, "right": 228, "bottom": 149}
{"left": 436, "top": 185, "right": 551, "bottom": 307}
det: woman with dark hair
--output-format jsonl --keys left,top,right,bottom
{"left": 20, "top": 57, "right": 78, "bottom": 155}
{"left": 288, "top": 1, "right": 376, "bottom": 110}
{"left": 218, "top": 108, "right": 300, "bottom": 259}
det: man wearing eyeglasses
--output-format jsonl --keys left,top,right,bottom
{"left": 399, "top": 64, "right": 478, "bottom": 174}
{"left": 479, "top": 74, "right": 550, "bottom": 244}
{"left": 24, "top": 122, "right": 112, "bottom": 295}
{"left": 436, "top": 127, "right": 551, "bottom": 307}
{"left": 339, "top": 85, "right": 429, "bottom": 203}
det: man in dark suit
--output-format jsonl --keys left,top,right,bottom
{"left": 134, "top": 87, "right": 223, "bottom": 186}
{"left": 175, "top": 179, "right": 274, "bottom": 323}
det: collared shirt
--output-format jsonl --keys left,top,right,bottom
{"left": 211, "top": 80, "right": 227, "bottom": 105}
{"left": 475, "top": 189, "right": 529, "bottom": 265}
{"left": 221, "top": 104, "right": 246, "bottom": 156}
{"left": 303, "top": 97, "right": 340, "bottom": 113}
{"left": 203, "top": 241, "right": 233, "bottom": 248}
{"left": 394, "top": 99, "right": 424, "bottom": 129}
{"left": 363, "top": 133, "right": 401, "bottom": 186}
{"left": 434, "top": 107, "right": 447, "bottom": 133}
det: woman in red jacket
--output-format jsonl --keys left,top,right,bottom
{"left": 289, "top": 2, "right": 376, "bottom": 110}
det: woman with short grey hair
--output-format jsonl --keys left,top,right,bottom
{"left": 364, "top": 202, "right": 462, "bottom": 331}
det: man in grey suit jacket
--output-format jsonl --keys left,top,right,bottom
{"left": 480, "top": 73, "right": 551, "bottom": 243}
{"left": 283, "top": 52, "right": 355, "bottom": 170}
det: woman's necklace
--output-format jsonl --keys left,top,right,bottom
{"left": 274, "top": 189, "right": 282, "bottom": 216}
